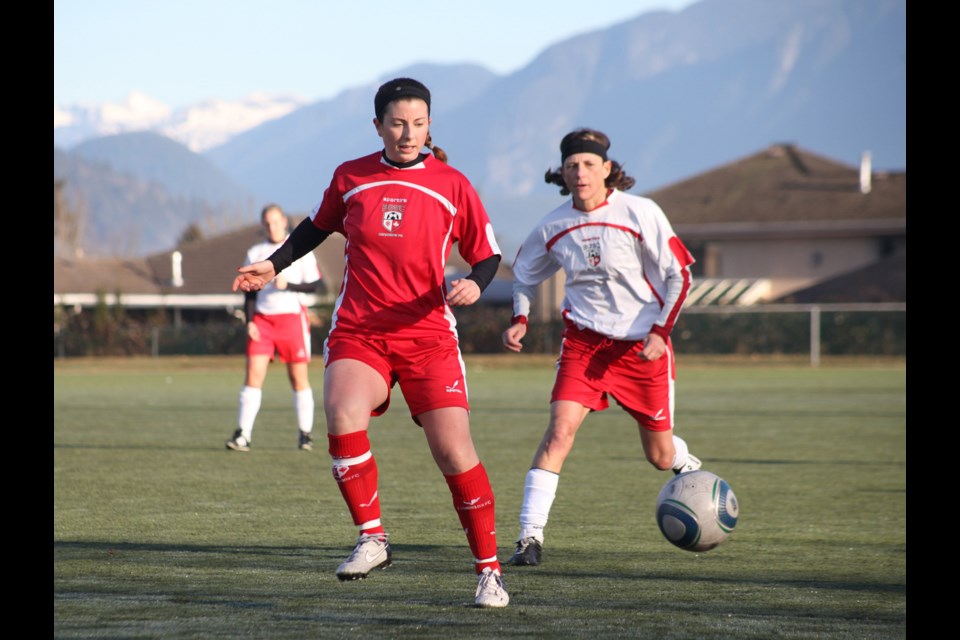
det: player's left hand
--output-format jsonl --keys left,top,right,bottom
{"left": 446, "top": 278, "right": 481, "bottom": 306}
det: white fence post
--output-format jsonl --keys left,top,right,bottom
{"left": 810, "top": 305, "right": 821, "bottom": 368}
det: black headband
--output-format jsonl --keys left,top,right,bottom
{"left": 560, "top": 138, "right": 609, "bottom": 163}
{"left": 374, "top": 79, "right": 431, "bottom": 121}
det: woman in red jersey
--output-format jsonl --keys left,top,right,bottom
{"left": 233, "top": 78, "right": 508, "bottom": 608}
{"left": 501, "top": 128, "right": 702, "bottom": 567}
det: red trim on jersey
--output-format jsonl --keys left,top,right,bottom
{"left": 545, "top": 222, "right": 641, "bottom": 252}
{"left": 655, "top": 237, "right": 695, "bottom": 336}
{"left": 571, "top": 193, "right": 612, "bottom": 213}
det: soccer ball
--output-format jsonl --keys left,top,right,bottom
{"left": 655, "top": 469, "right": 739, "bottom": 552}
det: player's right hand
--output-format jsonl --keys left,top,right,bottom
{"left": 502, "top": 323, "right": 527, "bottom": 353}
{"left": 233, "top": 261, "right": 277, "bottom": 292}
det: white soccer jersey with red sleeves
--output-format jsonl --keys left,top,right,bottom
{"left": 511, "top": 189, "right": 693, "bottom": 342}
{"left": 311, "top": 152, "right": 501, "bottom": 339}
{"left": 245, "top": 239, "right": 321, "bottom": 315}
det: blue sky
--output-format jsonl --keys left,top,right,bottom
{"left": 54, "top": 0, "right": 700, "bottom": 109}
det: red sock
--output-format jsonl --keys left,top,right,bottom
{"left": 328, "top": 432, "right": 385, "bottom": 536}
{"left": 445, "top": 462, "right": 501, "bottom": 574}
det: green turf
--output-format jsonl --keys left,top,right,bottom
{"left": 54, "top": 355, "right": 906, "bottom": 639}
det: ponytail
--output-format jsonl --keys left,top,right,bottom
{"left": 425, "top": 135, "right": 448, "bottom": 164}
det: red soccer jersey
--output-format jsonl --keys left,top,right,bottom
{"left": 312, "top": 152, "right": 501, "bottom": 339}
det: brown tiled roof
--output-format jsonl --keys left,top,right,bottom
{"left": 54, "top": 215, "right": 512, "bottom": 297}
{"left": 54, "top": 217, "right": 347, "bottom": 296}
{"left": 775, "top": 253, "right": 906, "bottom": 304}
{"left": 54, "top": 256, "right": 159, "bottom": 295}
{"left": 647, "top": 143, "right": 906, "bottom": 237}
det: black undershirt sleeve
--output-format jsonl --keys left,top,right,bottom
{"left": 285, "top": 280, "right": 324, "bottom": 294}
{"left": 267, "top": 217, "right": 332, "bottom": 274}
{"left": 465, "top": 254, "right": 502, "bottom": 293}
{"left": 244, "top": 291, "right": 257, "bottom": 324}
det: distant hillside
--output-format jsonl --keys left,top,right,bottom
{"left": 54, "top": 147, "right": 255, "bottom": 257}
{"left": 71, "top": 131, "right": 254, "bottom": 205}
{"left": 205, "top": 0, "right": 906, "bottom": 253}
{"left": 205, "top": 63, "right": 501, "bottom": 211}
{"left": 53, "top": 0, "right": 905, "bottom": 258}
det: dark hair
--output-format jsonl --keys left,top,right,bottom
{"left": 544, "top": 128, "right": 635, "bottom": 195}
{"left": 373, "top": 77, "right": 447, "bottom": 164}
{"left": 260, "top": 203, "right": 285, "bottom": 221}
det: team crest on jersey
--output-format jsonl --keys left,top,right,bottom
{"left": 382, "top": 204, "right": 404, "bottom": 232}
{"left": 582, "top": 240, "right": 602, "bottom": 267}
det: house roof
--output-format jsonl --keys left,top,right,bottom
{"left": 151, "top": 220, "right": 346, "bottom": 296}
{"left": 54, "top": 217, "right": 345, "bottom": 298}
{"left": 54, "top": 256, "right": 159, "bottom": 296}
{"left": 55, "top": 143, "right": 905, "bottom": 307}
{"left": 54, "top": 215, "right": 514, "bottom": 303}
{"left": 773, "top": 253, "right": 906, "bottom": 304}
{"left": 647, "top": 143, "right": 906, "bottom": 240}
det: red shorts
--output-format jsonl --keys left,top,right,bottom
{"left": 323, "top": 331, "right": 470, "bottom": 420}
{"left": 551, "top": 322, "right": 675, "bottom": 432}
{"left": 247, "top": 309, "right": 311, "bottom": 363}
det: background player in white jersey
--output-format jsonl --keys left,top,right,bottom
{"left": 501, "top": 128, "right": 702, "bottom": 567}
{"left": 225, "top": 204, "right": 323, "bottom": 452}
{"left": 231, "top": 79, "right": 509, "bottom": 608}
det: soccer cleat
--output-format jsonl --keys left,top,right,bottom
{"left": 225, "top": 429, "right": 250, "bottom": 452}
{"left": 506, "top": 537, "right": 542, "bottom": 566}
{"left": 674, "top": 453, "right": 702, "bottom": 475}
{"left": 474, "top": 567, "right": 509, "bottom": 608}
{"left": 336, "top": 534, "right": 392, "bottom": 581}
{"left": 298, "top": 431, "right": 313, "bottom": 451}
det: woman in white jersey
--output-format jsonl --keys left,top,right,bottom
{"left": 225, "top": 204, "right": 323, "bottom": 453}
{"left": 232, "top": 78, "right": 509, "bottom": 608}
{"left": 502, "top": 128, "right": 702, "bottom": 567}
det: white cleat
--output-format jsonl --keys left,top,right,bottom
{"left": 474, "top": 567, "right": 509, "bottom": 608}
{"left": 336, "top": 534, "right": 392, "bottom": 580}
{"left": 674, "top": 453, "right": 702, "bottom": 475}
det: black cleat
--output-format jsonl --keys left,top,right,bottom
{"left": 298, "top": 431, "right": 313, "bottom": 451}
{"left": 507, "top": 537, "right": 542, "bottom": 566}
{"left": 225, "top": 429, "right": 250, "bottom": 451}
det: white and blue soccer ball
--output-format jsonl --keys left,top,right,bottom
{"left": 655, "top": 469, "right": 739, "bottom": 552}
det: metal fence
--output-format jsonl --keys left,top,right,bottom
{"left": 54, "top": 302, "right": 905, "bottom": 365}
{"left": 674, "top": 303, "right": 906, "bottom": 366}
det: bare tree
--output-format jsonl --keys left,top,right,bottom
{"left": 54, "top": 179, "right": 87, "bottom": 259}
{"left": 177, "top": 222, "right": 205, "bottom": 246}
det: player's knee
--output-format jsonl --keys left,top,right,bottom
{"left": 646, "top": 450, "right": 674, "bottom": 471}
{"left": 542, "top": 426, "right": 576, "bottom": 454}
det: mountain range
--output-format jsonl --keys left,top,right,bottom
{"left": 53, "top": 0, "right": 906, "bottom": 258}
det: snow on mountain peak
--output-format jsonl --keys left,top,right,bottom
{"left": 54, "top": 92, "right": 309, "bottom": 152}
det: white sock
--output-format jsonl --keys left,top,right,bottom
{"left": 293, "top": 388, "right": 314, "bottom": 433}
{"left": 237, "top": 386, "right": 262, "bottom": 441}
{"left": 671, "top": 435, "right": 690, "bottom": 471}
{"left": 518, "top": 468, "right": 559, "bottom": 543}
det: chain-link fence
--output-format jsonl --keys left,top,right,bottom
{"left": 54, "top": 302, "right": 905, "bottom": 364}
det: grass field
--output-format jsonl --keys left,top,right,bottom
{"left": 54, "top": 355, "right": 906, "bottom": 639}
